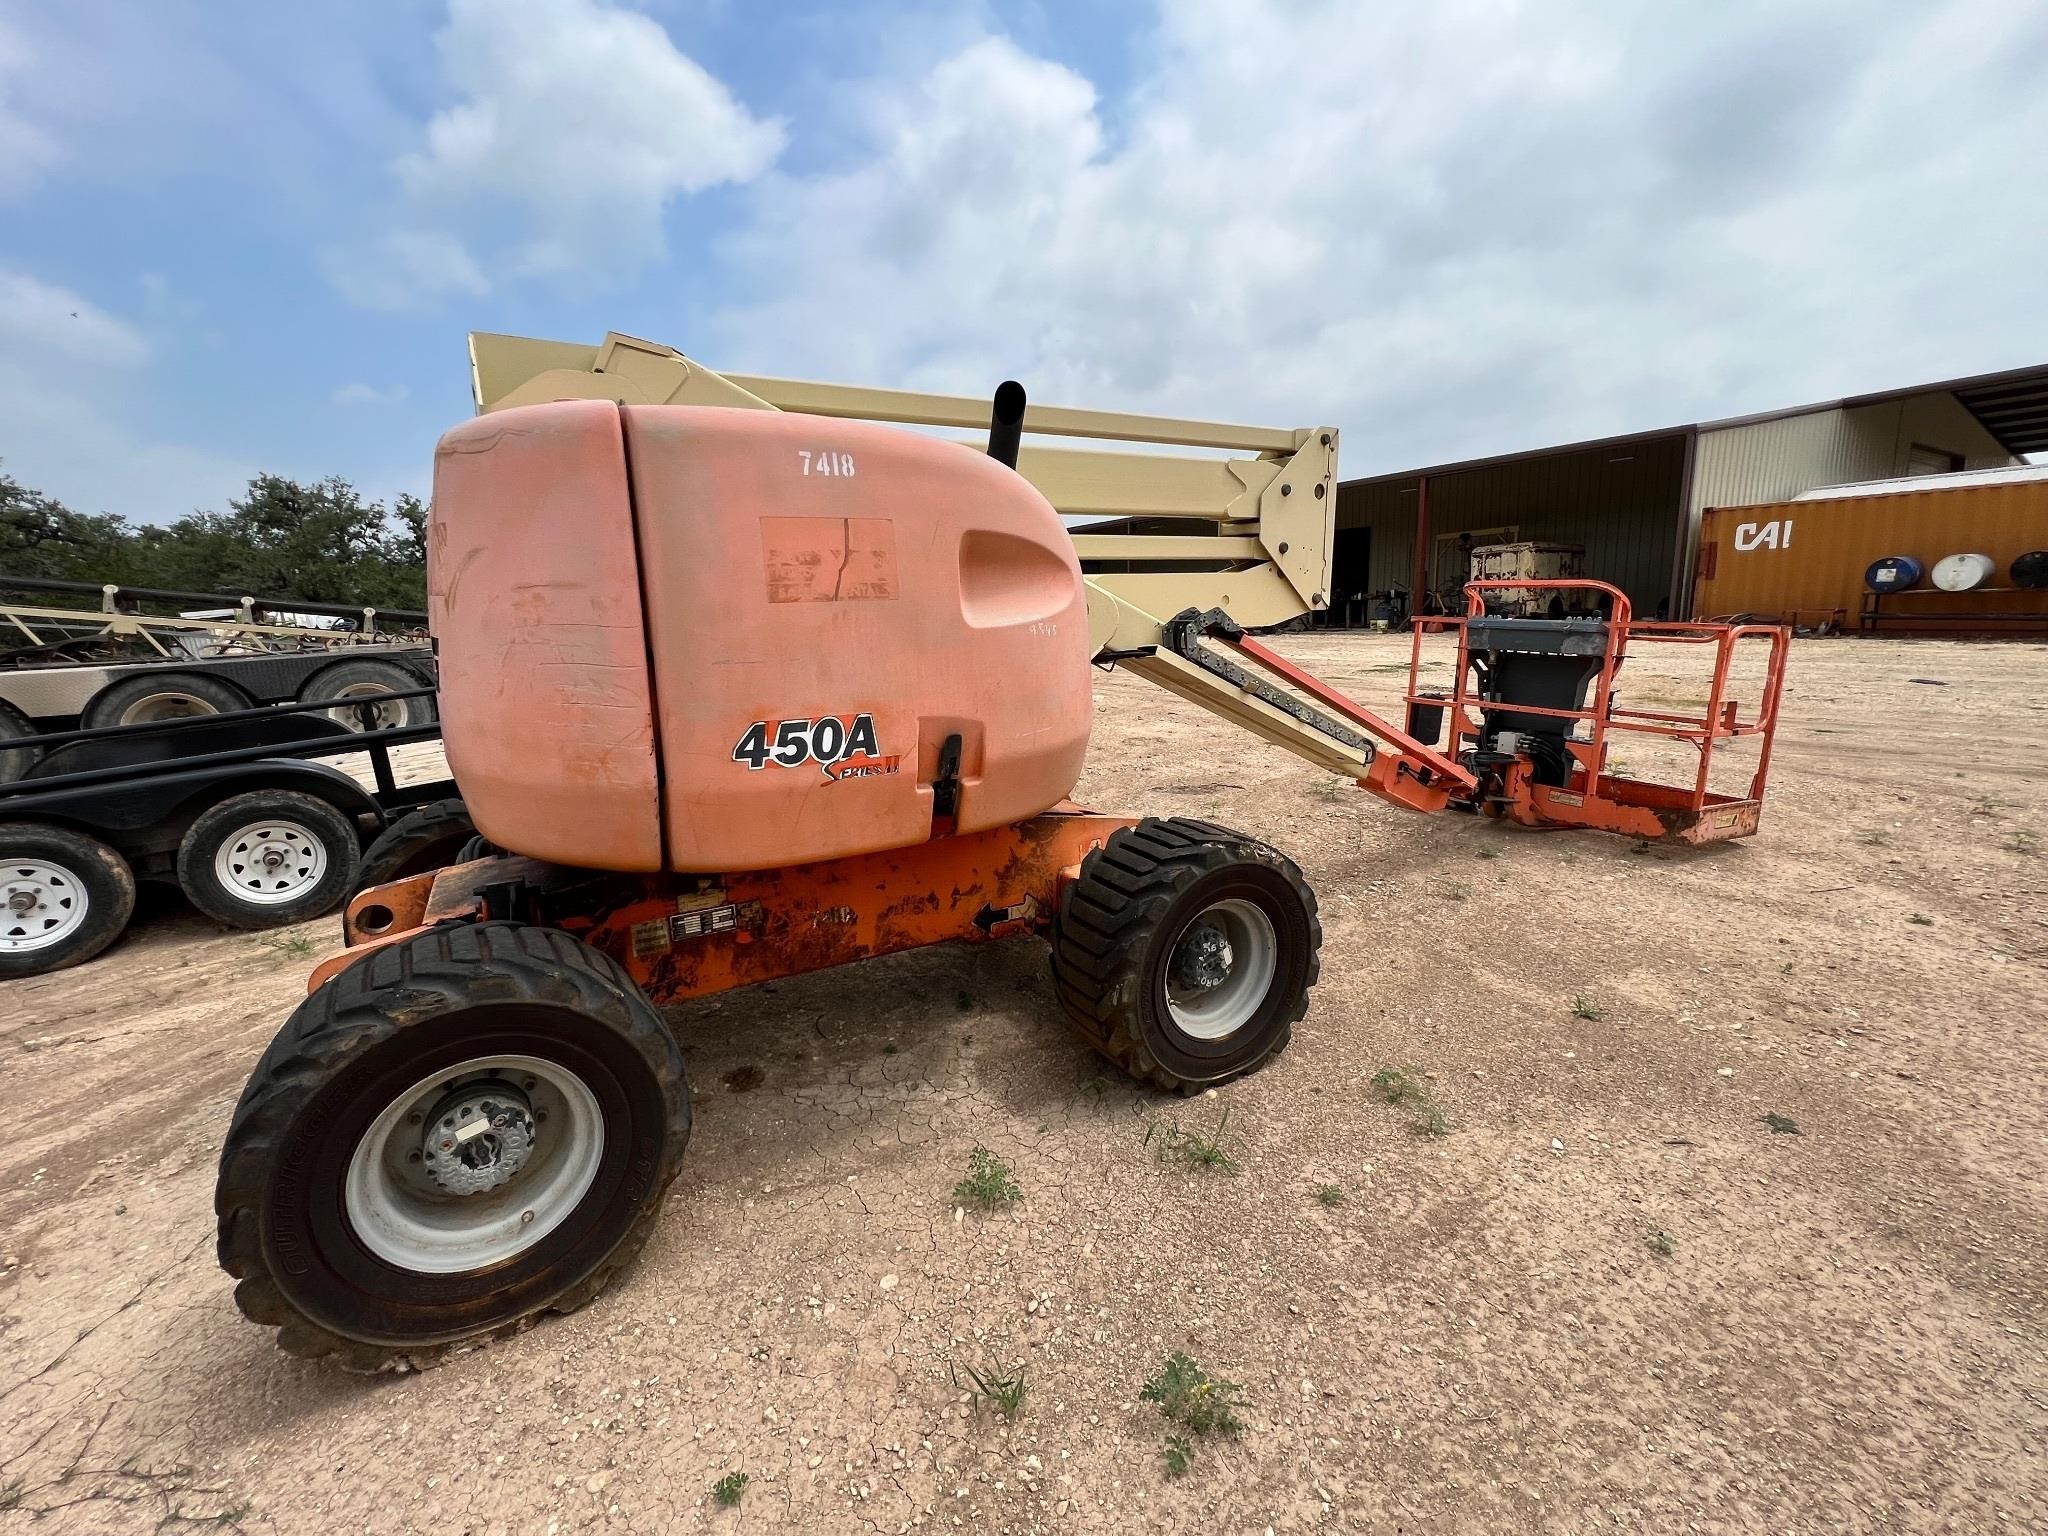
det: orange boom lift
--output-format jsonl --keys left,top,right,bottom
{"left": 215, "top": 337, "right": 1785, "bottom": 1367}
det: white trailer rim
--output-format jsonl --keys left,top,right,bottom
{"left": 344, "top": 1055, "right": 606, "bottom": 1274}
{"left": 0, "top": 858, "right": 90, "bottom": 952}
{"left": 212, "top": 819, "right": 329, "bottom": 904}
{"left": 116, "top": 689, "right": 224, "bottom": 725}
{"left": 322, "top": 681, "right": 408, "bottom": 730}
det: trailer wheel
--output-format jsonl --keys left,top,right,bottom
{"left": 0, "top": 700, "right": 42, "bottom": 785}
{"left": 176, "top": 789, "right": 360, "bottom": 929}
{"left": 0, "top": 823, "right": 137, "bottom": 978}
{"left": 1051, "top": 817, "right": 1320, "bottom": 1093}
{"left": 82, "top": 671, "right": 250, "bottom": 729}
{"left": 215, "top": 922, "right": 689, "bottom": 1370}
{"left": 353, "top": 799, "right": 476, "bottom": 896}
{"left": 300, "top": 658, "right": 436, "bottom": 731}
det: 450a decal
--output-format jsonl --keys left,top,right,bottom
{"left": 732, "top": 713, "right": 900, "bottom": 780}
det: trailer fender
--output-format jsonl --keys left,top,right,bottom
{"left": 0, "top": 759, "right": 383, "bottom": 842}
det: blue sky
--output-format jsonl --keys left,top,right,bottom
{"left": 2, "top": 0, "right": 2044, "bottom": 522}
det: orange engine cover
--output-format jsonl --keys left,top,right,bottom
{"left": 428, "top": 400, "right": 1093, "bottom": 873}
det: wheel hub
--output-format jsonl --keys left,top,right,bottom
{"left": 421, "top": 1083, "right": 537, "bottom": 1196}
{"left": 1171, "top": 923, "right": 1235, "bottom": 991}
{"left": 1, "top": 860, "right": 87, "bottom": 952}
{"left": 213, "top": 820, "right": 327, "bottom": 904}
{"left": 343, "top": 1054, "right": 607, "bottom": 1275}
{"left": 1163, "top": 898, "right": 1280, "bottom": 1042}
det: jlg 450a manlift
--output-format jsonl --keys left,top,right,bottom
{"left": 216, "top": 334, "right": 1786, "bottom": 1368}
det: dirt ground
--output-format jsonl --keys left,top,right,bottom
{"left": 2, "top": 633, "right": 2045, "bottom": 1535}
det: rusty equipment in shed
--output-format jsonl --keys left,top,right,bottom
{"left": 215, "top": 334, "right": 1787, "bottom": 1367}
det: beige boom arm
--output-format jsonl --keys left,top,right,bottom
{"left": 467, "top": 331, "right": 1370, "bottom": 779}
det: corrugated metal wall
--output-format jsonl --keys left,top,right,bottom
{"left": 1336, "top": 433, "right": 1686, "bottom": 616}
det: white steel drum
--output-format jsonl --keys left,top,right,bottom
{"left": 1931, "top": 552, "right": 1996, "bottom": 592}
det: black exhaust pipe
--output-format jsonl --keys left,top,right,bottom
{"left": 986, "top": 380, "right": 1026, "bottom": 470}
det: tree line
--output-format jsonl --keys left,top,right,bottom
{"left": 0, "top": 465, "right": 428, "bottom": 613}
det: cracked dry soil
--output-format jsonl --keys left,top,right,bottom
{"left": 2, "top": 633, "right": 2045, "bottom": 1534}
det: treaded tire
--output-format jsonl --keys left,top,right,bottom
{"left": 353, "top": 799, "right": 475, "bottom": 896}
{"left": 215, "top": 921, "right": 690, "bottom": 1371}
{"left": 0, "top": 822, "right": 137, "bottom": 978}
{"left": 81, "top": 670, "right": 250, "bottom": 729}
{"left": 1051, "top": 817, "right": 1320, "bottom": 1093}
{"left": 298, "top": 657, "right": 437, "bottom": 730}
{"left": 0, "top": 699, "right": 42, "bottom": 785}
{"left": 177, "top": 789, "right": 360, "bottom": 929}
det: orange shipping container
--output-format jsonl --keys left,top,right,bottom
{"left": 1692, "top": 477, "right": 2048, "bottom": 634}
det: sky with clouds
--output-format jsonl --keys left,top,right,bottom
{"left": 1, "top": 0, "right": 2043, "bottom": 522}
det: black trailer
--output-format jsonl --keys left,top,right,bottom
{"left": 0, "top": 689, "right": 455, "bottom": 977}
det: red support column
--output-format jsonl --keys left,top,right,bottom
{"left": 1410, "top": 473, "right": 1430, "bottom": 611}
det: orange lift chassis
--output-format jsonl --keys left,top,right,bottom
{"left": 215, "top": 338, "right": 1787, "bottom": 1368}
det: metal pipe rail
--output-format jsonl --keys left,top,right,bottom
{"left": 0, "top": 573, "right": 426, "bottom": 628}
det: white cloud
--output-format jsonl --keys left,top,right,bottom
{"left": 336, "top": 0, "right": 784, "bottom": 305}
{"left": 0, "top": 18, "right": 59, "bottom": 196}
{"left": 332, "top": 381, "right": 411, "bottom": 407}
{"left": 323, "top": 228, "right": 489, "bottom": 311}
{"left": 709, "top": 1, "right": 2048, "bottom": 473}
{"left": 0, "top": 267, "right": 251, "bottom": 520}
{"left": 0, "top": 269, "right": 150, "bottom": 367}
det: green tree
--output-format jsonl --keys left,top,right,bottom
{"left": 0, "top": 469, "right": 144, "bottom": 585}
{"left": 0, "top": 466, "right": 427, "bottom": 612}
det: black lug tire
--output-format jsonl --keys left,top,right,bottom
{"left": 0, "top": 699, "right": 43, "bottom": 785}
{"left": 352, "top": 799, "right": 476, "bottom": 896}
{"left": 0, "top": 822, "right": 137, "bottom": 978}
{"left": 215, "top": 922, "right": 690, "bottom": 1371}
{"left": 176, "top": 789, "right": 361, "bottom": 929}
{"left": 1051, "top": 817, "right": 1320, "bottom": 1094}
{"left": 298, "top": 657, "right": 438, "bottom": 731}
{"left": 81, "top": 671, "right": 250, "bottom": 729}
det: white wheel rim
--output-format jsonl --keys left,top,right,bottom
{"left": 212, "top": 819, "right": 329, "bottom": 904}
{"left": 344, "top": 1055, "right": 606, "bottom": 1274}
{"left": 1165, "top": 898, "right": 1279, "bottom": 1041}
{"left": 119, "top": 691, "right": 222, "bottom": 725}
{"left": 1, "top": 858, "right": 90, "bottom": 953}
{"left": 323, "top": 682, "right": 406, "bottom": 731}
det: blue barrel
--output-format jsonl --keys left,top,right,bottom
{"left": 1865, "top": 555, "right": 1924, "bottom": 593}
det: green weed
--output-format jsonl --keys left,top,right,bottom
{"left": 1762, "top": 1112, "right": 1801, "bottom": 1135}
{"left": 954, "top": 1147, "right": 1021, "bottom": 1210}
{"left": 1162, "top": 1435, "right": 1194, "bottom": 1478}
{"left": 1370, "top": 1066, "right": 1448, "bottom": 1139}
{"left": 1647, "top": 1229, "right": 1678, "bottom": 1258}
{"left": 1571, "top": 995, "right": 1602, "bottom": 1021}
{"left": 1141, "top": 1352, "right": 1244, "bottom": 1436}
{"left": 712, "top": 1471, "right": 749, "bottom": 1507}
{"left": 1145, "top": 1107, "right": 1242, "bottom": 1174}
{"left": 1315, "top": 1183, "right": 1345, "bottom": 1208}
{"left": 955, "top": 1355, "right": 1028, "bottom": 1418}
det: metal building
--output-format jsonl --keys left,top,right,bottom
{"left": 1333, "top": 361, "right": 2048, "bottom": 622}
